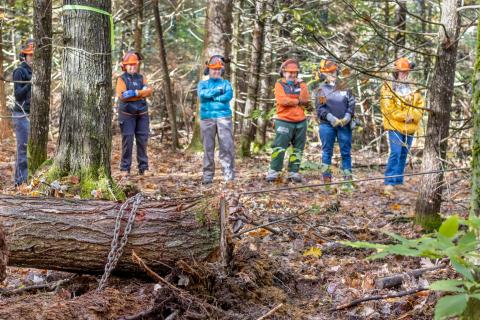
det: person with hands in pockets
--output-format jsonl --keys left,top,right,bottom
{"left": 316, "top": 58, "right": 356, "bottom": 192}
{"left": 266, "top": 58, "right": 310, "bottom": 183}
{"left": 380, "top": 57, "right": 424, "bottom": 195}
{"left": 197, "top": 55, "right": 235, "bottom": 185}
{"left": 116, "top": 51, "right": 153, "bottom": 177}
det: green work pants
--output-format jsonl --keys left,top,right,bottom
{"left": 269, "top": 119, "right": 307, "bottom": 173}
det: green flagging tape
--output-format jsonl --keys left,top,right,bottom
{"left": 62, "top": 4, "right": 114, "bottom": 51}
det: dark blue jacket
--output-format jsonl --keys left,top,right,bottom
{"left": 316, "top": 83, "right": 355, "bottom": 123}
{"left": 118, "top": 73, "right": 148, "bottom": 114}
{"left": 13, "top": 62, "right": 32, "bottom": 113}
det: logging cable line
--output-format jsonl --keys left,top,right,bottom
{"left": 240, "top": 167, "right": 470, "bottom": 196}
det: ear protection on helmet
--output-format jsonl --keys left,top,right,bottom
{"left": 19, "top": 39, "right": 35, "bottom": 61}
{"left": 204, "top": 55, "right": 227, "bottom": 76}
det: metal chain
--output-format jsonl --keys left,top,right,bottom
{"left": 97, "top": 192, "right": 143, "bottom": 291}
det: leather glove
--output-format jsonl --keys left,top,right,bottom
{"left": 405, "top": 114, "right": 414, "bottom": 123}
{"left": 326, "top": 113, "right": 341, "bottom": 127}
{"left": 122, "top": 90, "right": 138, "bottom": 99}
{"left": 339, "top": 113, "right": 352, "bottom": 127}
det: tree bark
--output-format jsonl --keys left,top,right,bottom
{"left": 415, "top": 0, "right": 460, "bottom": 229}
{"left": 28, "top": 0, "right": 52, "bottom": 173}
{"left": 0, "top": 195, "right": 220, "bottom": 275}
{"left": 153, "top": 0, "right": 179, "bottom": 150}
{"left": 55, "top": 0, "right": 113, "bottom": 197}
{"left": 0, "top": 7, "right": 12, "bottom": 140}
{"left": 231, "top": 0, "right": 242, "bottom": 135}
{"left": 187, "top": 0, "right": 233, "bottom": 152}
{"left": 470, "top": 17, "right": 480, "bottom": 217}
{"left": 134, "top": 0, "right": 143, "bottom": 55}
{"left": 394, "top": 0, "right": 407, "bottom": 58}
{"left": 255, "top": 4, "right": 273, "bottom": 147}
{"left": 240, "top": 0, "right": 265, "bottom": 157}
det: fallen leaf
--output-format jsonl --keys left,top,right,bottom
{"left": 303, "top": 246, "right": 322, "bottom": 258}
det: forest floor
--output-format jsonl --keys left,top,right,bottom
{"left": 0, "top": 125, "right": 471, "bottom": 320}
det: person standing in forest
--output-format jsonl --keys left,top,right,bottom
{"left": 316, "top": 59, "right": 356, "bottom": 192}
{"left": 380, "top": 57, "right": 424, "bottom": 195}
{"left": 12, "top": 39, "right": 34, "bottom": 187}
{"left": 266, "top": 59, "right": 310, "bottom": 183}
{"left": 116, "top": 51, "right": 153, "bottom": 177}
{"left": 197, "top": 55, "right": 235, "bottom": 185}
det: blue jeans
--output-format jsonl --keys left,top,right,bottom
{"left": 12, "top": 111, "right": 30, "bottom": 186}
{"left": 384, "top": 130, "right": 413, "bottom": 185}
{"left": 319, "top": 123, "right": 352, "bottom": 174}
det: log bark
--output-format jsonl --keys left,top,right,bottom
{"left": 0, "top": 195, "right": 220, "bottom": 275}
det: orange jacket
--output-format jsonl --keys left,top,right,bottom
{"left": 274, "top": 79, "right": 310, "bottom": 122}
{"left": 115, "top": 74, "right": 153, "bottom": 102}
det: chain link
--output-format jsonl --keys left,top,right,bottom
{"left": 97, "top": 192, "right": 143, "bottom": 291}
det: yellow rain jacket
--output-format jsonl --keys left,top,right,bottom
{"left": 380, "top": 81, "right": 424, "bottom": 135}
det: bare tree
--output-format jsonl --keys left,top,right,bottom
{"left": 0, "top": 7, "right": 12, "bottom": 139}
{"left": 415, "top": 0, "right": 460, "bottom": 228}
{"left": 28, "top": 0, "right": 52, "bottom": 173}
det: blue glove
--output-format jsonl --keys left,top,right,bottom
{"left": 122, "top": 90, "right": 138, "bottom": 99}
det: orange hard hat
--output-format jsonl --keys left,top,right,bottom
{"left": 207, "top": 55, "right": 225, "bottom": 69}
{"left": 20, "top": 40, "right": 34, "bottom": 55}
{"left": 282, "top": 59, "right": 300, "bottom": 73}
{"left": 395, "top": 57, "right": 412, "bottom": 71}
{"left": 122, "top": 51, "right": 140, "bottom": 65}
{"left": 319, "top": 59, "right": 337, "bottom": 73}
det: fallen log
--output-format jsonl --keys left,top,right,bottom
{"left": 375, "top": 263, "right": 447, "bottom": 289}
{"left": 0, "top": 195, "right": 222, "bottom": 275}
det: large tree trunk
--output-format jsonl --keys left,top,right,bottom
{"left": 134, "top": 0, "right": 143, "bottom": 55}
{"left": 240, "top": 0, "right": 265, "bottom": 157}
{"left": 54, "top": 0, "right": 113, "bottom": 198}
{"left": 0, "top": 195, "right": 220, "bottom": 275}
{"left": 415, "top": 0, "right": 460, "bottom": 229}
{"left": 28, "top": 0, "right": 52, "bottom": 173}
{"left": 187, "top": 0, "right": 233, "bottom": 152}
{"left": 470, "top": 17, "right": 480, "bottom": 217}
{"left": 153, "top": 0, "right": 179, "bottom": 150}
{"left": 0, "top": 7, "right": 12, "bottom": 140}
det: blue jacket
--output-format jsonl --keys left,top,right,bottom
{"left": 316, "top": 83, "right": 355, "bottom": 123}
{"left": 13, "top": 62, "right": 32, "bottom": 113}
{"left": 198, "top": 78, "right": 233, "bottom": 120}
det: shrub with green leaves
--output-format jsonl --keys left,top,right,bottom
{"left": 343, "top": 215, "right": 480, "bottom": 320}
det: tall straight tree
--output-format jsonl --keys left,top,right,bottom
{"left": 134, "top": 0, "right": 143, "bottom": 55}
{"left": 0, "top": 7, "right": 12, "bottom": 139}
{"left": 153, "top": 0, "right": 179, "bottom": 149}
{"left": 28, "top": 0, "right": 52, "bottom": 173}
{"left": 240, "top": 0, "right": 265, "bottom": 157}
{"left": 230, "top": 0, "right": 242, "bottom": 134}
{"left": 53, "top": 0, "right": 113, "bottom": 197}
{"left": 188, "top": 0, "right": 233, "bottom": 151}
{"left": 470, "top": 17, "right": 480, "bottom": 217}
{"left": 394, "top": 0, "right": 407, "bottom": 58}
{"left": 415, "top": 0, "right": 460, "bottom": 228}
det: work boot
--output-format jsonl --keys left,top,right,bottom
{"left": 340, "top": 169, "right": 355, "bottom": 192}
{"left": 202, "top": 178, "right": 213, "bottom": 185}
{"left": 138, "top": 169, "right": 145, "bottom": 176}
{"left": 383, "top": 184, "right": 395, "bottom": 196}
{"left": 266, "top": 169, "right": 280, "bottom": 182}
{"left": 120, "top": 170, "right": 130, "bottom": 178}
{"left": 321, "top": 164, "right": 332, "bottom": 191}
{"left": 288, "top": 172, "right": 303, "bottom": 183}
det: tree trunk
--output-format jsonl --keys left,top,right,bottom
{"left": 153, "top": 0, "right": 179, "bottom": 150}
{"left": 470, "top": 17, "right": 480, "bottom": 217}
{"left": 28, "top": 0, "right": 52, "bottom": 173}
{"left": 415, "top": 0, "right": 460, "bottom": 229}
{"left": 240, "top": 0, "right": 265, "bottom": 157}
{"left": 255, "top": 4, "right": 273, "bottom": 147}
{"left": 0, "top": 195, "right": 220, "bottom": 275}
{"left": 54, "top": 0, "right": 113, "bottom": 198}
{"left": 394, "top": 0, "right": 407, "bottom": 58}
{"left": 134, "top": 0, "right": 143, "bottom": 55}
{"left": 231, "top": 0, "right": 242, "bottom": 135}
{"left": 0, "top": 7, "right": 12, "bottom": 140}
{"left": 187, "top": 0, "right": 233, "bottom": 152}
